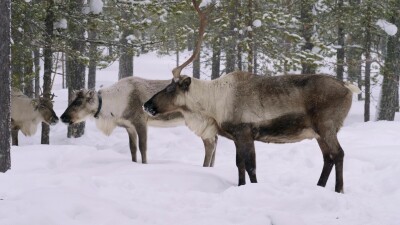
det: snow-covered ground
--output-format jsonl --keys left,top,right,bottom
{"left": 1, "top": 52, "right": 399, "bottom": 225}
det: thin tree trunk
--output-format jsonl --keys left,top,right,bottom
{"left": 364, "top": 5, "right": 372, "bottom": 122}
{"left": 225, "top": 0, "right": 238, "bottom": 73}
{"left": 88, "top": 26, "right": 97, "bottom": 90}
{"left": 211, "top": 37, "right": 221, "bottom": 80}
{"left": 300, "top": 0, "right": 316, "bottom": 74}
{"left": 336, "top": 0, "right": 344, "bottom": 81}
{"left": 193, "top": 51, "right": 200, "bottom": 79}
{"left": 0, "top": 0, "right": 11, "bottom": 172}
{"left": 364, "top": 39, "right": 371, "bottom": 122}
{"left": 34, "top": 49, "right": 40, "bottom": 97}
{"left": 24, "top": 50, "right": 34, "bottom": 98}
{"left": 118, "top": 11, "right": 134, "bottom": 80}
{"left": 247, "top": 0, "right": 254, "bottom": 73}
{"left": 41, "top": 0, "right": 55, "bottom": 144}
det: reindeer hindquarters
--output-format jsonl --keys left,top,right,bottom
{"left": 126, "top": 128, "right": 138, "bottom": 162}
{"left": 202, "top": 135, "right": 218, "bottom": 167}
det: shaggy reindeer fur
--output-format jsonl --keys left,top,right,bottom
{"left": 60, "top": 77, "right": 218, "bottom": 166}
{"left": 11, "top": 89, "right": 59, "bottom": 145}
{"left": 144, "top": 72, "right": 361, "bottom": 193}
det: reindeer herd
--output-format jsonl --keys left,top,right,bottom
{"left": 11, "top": 1, "right": 361, "bottom": 193}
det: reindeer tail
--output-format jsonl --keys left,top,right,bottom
{"left": 344, "top": 82, "right": 362, "bottom": 94}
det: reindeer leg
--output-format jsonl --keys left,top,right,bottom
{"left": 234, "top": 140, "right": 257, "bottom": 185}
{"left": 134, "top": 122, "right": 148, "bottom": 164}
{"left": 245, "top": 141, "right": 257, "bottom": 183}
{"left": 210, "top": 135, "right": 218, "bottom": 167}
{"left": 126, "top": 128, "right": 138, "bottom": 162}
{"left": 11, "top": 129, "right": 19, "bottom": 146}
{"left": 316, "top": 134, "right": 344, "bottom": 193}
{"left": 202, "top": 135, "right": 218, "bottom": 167}
{"left": 235, "top": 141, "right": 247, "bottom": 186}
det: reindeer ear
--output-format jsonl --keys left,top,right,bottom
{"left": 86, "top": 90, "right": 96, "bottom": 103}
{"left": 86, "top": 90, "right": 95, "bottom": 98}
{"left": 179, "top": 77, "right": 191, "bottom": 91}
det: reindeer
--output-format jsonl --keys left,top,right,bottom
{"left": 143, "top": 1, "right": 360, "bottom": 194}
{"left": 59, "top": 1, "right": 218, "bottom": 167}
{"left": 59, "top": 78, "right": 218, "bottom": 166}
{"left": 11, "top": 89, "right": 59, "bottom": 145}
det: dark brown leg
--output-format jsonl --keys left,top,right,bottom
{"left": 235, "top": 140, "right": 257, "bottom": 185}
{"left": 316, "top": 135, "right": 345, "bottom": 193}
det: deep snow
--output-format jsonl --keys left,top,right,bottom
{"left": 1, "top": 52, "right": 399, "bottom": 225}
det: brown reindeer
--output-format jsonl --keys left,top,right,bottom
{"left": 144, "top": 71, "right": 360, "bottom": 193}
{"left": 11, "top": 89, "right": 59, "bottom": 145}
{"left": 143, "top": 2, "right": 360, "bottom": 193}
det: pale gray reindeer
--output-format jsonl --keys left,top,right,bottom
{"left": 60, "top": 0, "right": 218, "bottom": 167}
{"left": 11, "top": 89, "right": 59, "bottom": 145}
{"left": 60, "top": 78, "right": 218, "bottom": 166}
{"left": 143, "top": 1, "right": 360, "bottom": 192}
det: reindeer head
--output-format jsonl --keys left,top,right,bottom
{"left": 144, "top": 75, "right": 192, "bottom": 116}
{"left": 60, "top": 89, "right": 98, "bottom": 125}
{"left": 33, "top": 94, "right": 59, "bottom": 125}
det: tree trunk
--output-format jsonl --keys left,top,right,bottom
{"left": 88, "top": 25, "right": 97, "bottom": 90}
{"left": 336, "top": 0, "right": 344, "bottom": 81}
{"left": 24, "top": 50, "right": 34, "bottom": 98}
{"left": 364, "top": 37, "right": 371, "bottom": 122}
{"left": 300, "top": 0, "right": 316, "bottom": 74}
{"left": 0, "top": 0, "right": 11, "bottom": 172}
{"left": 377, "top": 7, "right": 400, "bottom": 120}
{"left": 118, "top": 11, "right": 134, "bottom": 80}
{"left": 211, "top": 37, "right": 221, "bottom": 80}
{"left": 67, "top": 0, "right": 86, "bottom": 138}
{"left": 225, "top": 0, "right": 238, "bottom": 73}
{"left": 364, "top": 5, "right": 372, "bottom": 122}
{"left": 34, "top": 49, "right": 40, "bottom": 97}
{"left": 41, "top": 0, "right": 55, "bottom": 144}
{"left": 247, "top": 0, "right": 254, "bottom": 73}
{"left": 193, "top": 51, "right": 200, "bottom": 79}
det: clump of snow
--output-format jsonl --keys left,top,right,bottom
{"left": 376, "top": 19, "right": 398, "bottom": 36}
{"left": 54, "top": 19, "right": 68, "bottom": 29}
{"left": 90, "top": 0, "right": 103, "bottom": 14}
{"left": 253, "top": 19, "right": 262, "bottom": 28}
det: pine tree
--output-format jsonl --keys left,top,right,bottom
{"left": 0, "top": 0, "right": 12, "bottom": 172}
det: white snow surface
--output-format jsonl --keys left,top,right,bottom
{"left": 376, "top": 19, "right": 398, "bottom": 36}
{"left": 1, "top": 52, "right": 400, "bottom": 225}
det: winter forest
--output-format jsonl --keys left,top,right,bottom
{"left": 1, "top": 0, "right": 400, "bottom": 224}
